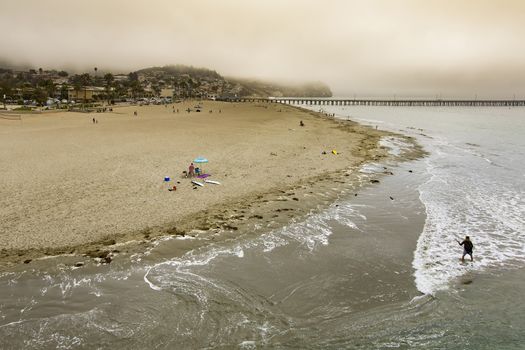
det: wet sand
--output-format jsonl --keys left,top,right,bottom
{"left": 0, "top": 101, "right": 393, "bottom": 265}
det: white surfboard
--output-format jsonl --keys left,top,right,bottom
{"left": 191, "top": 180, "right": 204, "bottom": 187}
{"left": 204, "top": 179, "right": 221, "bottom": 185}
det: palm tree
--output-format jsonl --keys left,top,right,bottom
{"left": 152, "top": 85, "right": 161, "bottom": 97}
{"left": 103, "top": 73, "right": 114, "bottom": 104}
{"left": 72, "top": 79, "right": 82, "bottom": 102}
{"left": 125, "top": 72, "right": 141, "bottom": 99}
{"left": 59, "top": 85, "right": 68, "bottom": 101}
{"left": 41, "top": 79, "right": 55, "bottom": 100}
{"left": 0, "top": 85, "right": 11, "bottom": 109}
{"left": 93, "top": 67, "right": 98, "bottom": 86}
{"left": 72, "top": 73, "right": 92, "bottom": 108}
{"left": 34, "top": 87, "right": 47, "bottom": 105}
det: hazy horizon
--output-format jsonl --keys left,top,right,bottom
{"left": 2, "top": 0, "right": 525, "bottom": 98}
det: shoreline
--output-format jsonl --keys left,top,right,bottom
{"left": 0, "top": 101, "right": 423, "bottom": 267}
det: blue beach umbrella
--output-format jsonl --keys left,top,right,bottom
{"left": 193, "top": 156, "right": 208, "bottom": 174}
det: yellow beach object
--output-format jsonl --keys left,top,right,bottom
{"left": 332, "top": 150, "right": 338, "bottom": 155}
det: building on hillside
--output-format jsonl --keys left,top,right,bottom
{"left": 143, "top": 87, "right": 154, "bottom": 97}
{"left": 68, "top": 86, "right": 105, "bottom": 102}
{"left": 127, "top": 87, "right": 154, "bottom": 98}
{"left": 160, "top": 88, "right": 174, "bottom": 98}
{"left": 113, "top": 74, "right": 128, "bottom": 82}
{"left": 52, "top": 77, "right": 69, "bottom": 85}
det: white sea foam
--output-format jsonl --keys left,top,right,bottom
{"left": 144, "top": 200, "right": 365, "bottom": 293}
{"left": 239, "top": 340, "right": 256, "bottom": 349}
{"left": 413, "top": 138, "right": 525, "bottom": 295}
{"left": 359, "top": 163, "right": 384, "bottom": 174}
{"left": 379, "top": 136, "right": 414, "bottom": 157}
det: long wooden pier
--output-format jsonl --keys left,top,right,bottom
{"left": 217, "top": 97, "right": 525, "bottom": 107}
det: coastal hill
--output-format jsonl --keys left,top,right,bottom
{"left": 0, "top": 64, "right": 332, "bottom": 105}
{"left": 227, "top": 77, "right": 332, "bottom": 98}
{"left": 136, "top": 65, "right": 333, "bottom": 98}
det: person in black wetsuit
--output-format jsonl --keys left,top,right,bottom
{"left": 457, "top": 236, "right": 474, "bottom": 262}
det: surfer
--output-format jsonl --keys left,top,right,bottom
{"left": 457, "top": 236, "right": 474, "bottom": 262}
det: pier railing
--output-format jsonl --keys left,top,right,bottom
{"left": 216, "top": 97, "right": 525, "bottom": 107}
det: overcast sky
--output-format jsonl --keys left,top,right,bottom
{"left": 1, "top": 0, "right": 524, "bottom": 97}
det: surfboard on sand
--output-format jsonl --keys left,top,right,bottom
{"left": 204, "top": 179, "right": 221, "bottom": 185}
{"left": 191, "top": 180, "right": 204, "bottom": 187}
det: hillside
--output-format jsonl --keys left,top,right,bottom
{"left": 136, "top": 65, "right": 332, "bottom": 98}
{"left": 0, "top": 64, "right": 332, "bottom": 104}
{"left": 227, "top": 77, "right": 332, "bottom": 98}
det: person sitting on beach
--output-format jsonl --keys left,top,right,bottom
{"left": 195, "top": 167, "right": 201, "bottom": 176}
{"left": 300, "top": 120, "right": 304, "bottom": 127}
{"left": 188, "top": 163, "right": 195, "bottom": 177}
{"left": 457, "top": 236, "right": 474, "bottom": 262}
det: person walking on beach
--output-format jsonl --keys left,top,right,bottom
{"left": 457, "top": 236, "right": 474, "bottom": 262}
{"left": 188, "top": 162, "right": 195, "bottom": 178}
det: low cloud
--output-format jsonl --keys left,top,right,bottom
{"left": 1, "top": 0, "right": 524, "bottom": 97}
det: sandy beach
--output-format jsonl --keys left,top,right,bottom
{"left": 0, "top": 101, "right": 391, "bottom": 264}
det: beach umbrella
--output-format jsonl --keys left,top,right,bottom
{"left": 193, "top": 156, "right": 208, "bottom": 175}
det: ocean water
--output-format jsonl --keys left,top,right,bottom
{"left": 1, "top": 105, "right": 524, "bottom": 349}
{"left": 318, "top": 105, "right": 525, "bottom": 295}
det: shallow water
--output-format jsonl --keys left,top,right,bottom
{"left": 318, "top": 105, "right": 525, "bottom": 295}
{"left": 1, "top": 106, "right": 524, "bottom": 349}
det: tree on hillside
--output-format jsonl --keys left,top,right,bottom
{"left": 40, "top": 79, "right": 56, "bottom": 100}
{"left": 0, "top": 71, "right": 16, "bottom": 107}
{"left": 128, "top": 72, "right": 139, "bottom": 82}
{"left": 152, "top": 84, "right": 161, "bottom": 97}
{"left": 103, "top": 73, "right": 114, "bottom": 104}
{"left": 33, "top": 87, "right": 47, "bottom": 105}
{"left": 114, "top": 82, "right": 128, "bottom": 101}
{"left": 127, "top": 72, "right": 143, "bottom": 98}
{"left": 71, "top": 73, "right": 92, "bottom": 105}
{"left": 59, "top": 85, "right": 68, "bottom": 100}
{"left": 0, "top": 85, "right": 11, "bottom": 109}
{"left": 178, "top": 80, "right": 190, "bottom": 98}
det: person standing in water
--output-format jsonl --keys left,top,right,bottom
{"left": 457, "top": 236, "right": 474, "bottom": 262}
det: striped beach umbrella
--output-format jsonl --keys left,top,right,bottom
{"left": 193, "top": 156, "right": 208, "bottom": 174}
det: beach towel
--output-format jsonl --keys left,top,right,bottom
{"left": 197, "top": 174, "right": 211, "bottom": 179}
